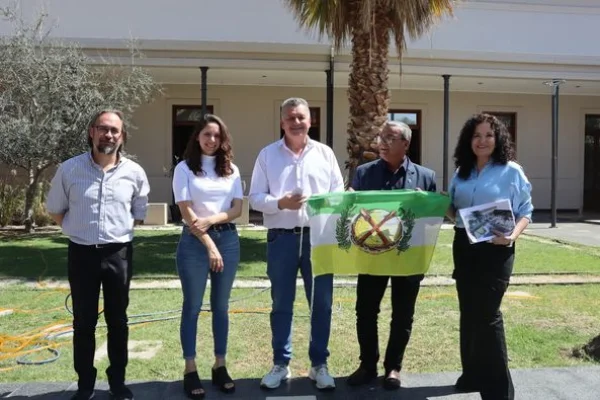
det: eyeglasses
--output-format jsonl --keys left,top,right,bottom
{"left": 94, "top": 125, "right": 121, "bottom": 135}
{"left": 377, "top": 135, "right": 404, "bottom": 145}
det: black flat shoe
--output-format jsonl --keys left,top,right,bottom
{"left": 347, "top": 366, "right": 378, "bottom": 387}
{"left": 454, "top": 374, "right": 480, "bottom": 393}
{"left": 183, "top": 371, "right": 205, "bottom": 399}
{"left": 212, "top": 366, "right": 235, "bottom": 394}
{"left": 382, "top": 370, "right": 401, "bottom": 391}
{"left": 109, "top": 384, "right": 133, "bottom": 400}
{"left": 71, "top": 390, "right": 95, "bottom": 400}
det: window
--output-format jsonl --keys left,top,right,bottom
{"left": 484, "top": 111, "right": 517, "bottom": 146}
{"left": 280, "top": 107, "right": 321, "bottom": 142}
{"left": 174, "top": 106, "right": 211, "bottom": 123}
{"left": 172, "top": 105, "right": 214, "bottom": 164}
{"left": 387, "top": 109, "right": 422, "bottom": 164}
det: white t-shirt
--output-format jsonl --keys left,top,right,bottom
{"left": 172, "top": 155, "right": 244, "bottom": 219}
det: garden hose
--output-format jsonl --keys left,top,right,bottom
{"left": 0, "top": 285, "right": 340, "bottom": 368}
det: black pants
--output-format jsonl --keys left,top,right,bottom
{"left": 355, "top": 273, "right": 423, "bottom": 373}
{"left": 452, "top": 228, "right": 515, "bottom": 400}
{"left": 68, "top": 241, "right": 133, "bottom": 391}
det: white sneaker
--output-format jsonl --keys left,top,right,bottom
{"left": 260, "top": 365, "right": 291, "bottom": 389}
{"left": 309, "top": 364, "right": 336, "bottom": 390}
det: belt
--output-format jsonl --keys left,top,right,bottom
{"left": 269, "top": 227, "right": 310, "bottom": 234}
{"left": 71, "top": 241, "right": 129, "bottom": 249}
{"left": 185, "top": 223, "right": 236, "bottom": 232}
{"left": 208, "top": 223, "right": 236, "bottom": 232}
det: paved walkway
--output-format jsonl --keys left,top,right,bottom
{"left": 2, "top": 366, "right": 599, "bottom": 399}
{"left": 525, "top": 222, "right": 600, "bottom": 247}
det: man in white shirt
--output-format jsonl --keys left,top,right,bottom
{"left": 249, "top": 97, "right": 344, "bottom": 391}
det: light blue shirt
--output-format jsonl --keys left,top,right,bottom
{"left": 46, "top": 152, "right": 150, "bottom": 245}
{"left": 449, "top": 160, "right": 533, "bottom": 228}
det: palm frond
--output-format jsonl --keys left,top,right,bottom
{"left": 283, "top": 0, "right": 454, "bottom": 57}
{"left": 282, "top": 0, "right": 355, "bottom": 51}
{"left": 387, "top": 0, "right": 454, "bottom": 56}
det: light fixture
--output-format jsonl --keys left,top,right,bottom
{"left": 543, "top": 79, "right": 566, "bottom": 87}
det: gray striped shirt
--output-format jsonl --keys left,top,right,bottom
{"left": 46, "top": 152, "right": 150, "bottom": 245}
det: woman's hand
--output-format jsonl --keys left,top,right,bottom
{"left": 190, "top": 217, "right": 214, "bottom": 235}
{"left": 490, "top": 230, "right": 514, "bottom": 246}
{"left": 208, "top": 245, "right": 224, "bottom": 272}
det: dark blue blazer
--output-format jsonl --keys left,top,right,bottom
{"left": 351, "top": 158, "right": 437, "bottom": 192}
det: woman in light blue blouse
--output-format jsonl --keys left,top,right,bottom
{"left": 447, "top": 113, "right": 533, "bottom": 400}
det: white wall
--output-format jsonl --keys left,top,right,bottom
{"left": 1, "top": 0, "right": 598, "bottom": 60}
{"left": 128, "top": 83, "right": 600, "bottom": 211}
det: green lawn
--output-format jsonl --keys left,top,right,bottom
{"left": 1, "top": 228, "right": 600, "bottom": 281}
{"left": 0, "top": 284, "right": 598, "bottom": 382}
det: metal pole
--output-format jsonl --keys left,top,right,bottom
{"left": 200, "top": 66, "right": 209, "bottom": 116}
{"left": 442, "top": 75, "right": 451, "bottom": 192}
{"left": 551, "top": 83, "right": 560, "bottom": 227}
{"left": 544, "top": 79, "right": 564, "bottom": 228}
{"left": 326, "top": 47, "right": 334, "bottom": 148}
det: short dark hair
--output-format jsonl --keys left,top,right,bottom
{"left": 87, "top": 109, "right": 128, "bottom": 150}
{"left": 182, "top": 113, "right": 234, "bottom": 177}
{"left": 453, "top": 113, "right": 515, "bottom": 180}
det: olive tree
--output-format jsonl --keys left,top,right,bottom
{"left": 0, "top": 4, "right": 162, "bottom": 231}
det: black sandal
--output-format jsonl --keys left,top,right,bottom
{"left": 212, "top": 366, "right": 235, "bottom": 394}
{"left": 183, "top": 371, "right": 205, "bottom": 399}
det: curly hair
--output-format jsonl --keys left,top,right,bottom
{"left": 182, "top": 113, "right": 234, "bottom": 177}
{"left": 453, "top": 113, "right": 515, "bottom": 180}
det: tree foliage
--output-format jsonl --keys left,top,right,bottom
{"left": 283, "top": 0, "right": 453, "bottom": 184}
{"left": 0, "top": 3, "right": 162, "bottom": 230}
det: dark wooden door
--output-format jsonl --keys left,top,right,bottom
{"left": 172, "top": 105, "right": 214, "bottom": 166}
{"left": 170, "top": 105, "right": 213, "bottom": 222}
{"left": 584, "top": 115, "right": 600, "bottom": 211}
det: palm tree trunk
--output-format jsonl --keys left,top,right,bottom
{"left": 345, "top": 0, "right": 391, "bottom": 186}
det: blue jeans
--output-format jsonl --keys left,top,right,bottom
{"left": 176, "top": 226, "right": 240, "bottom": 360}
{"left": 266, "top": 229, "right": 334, "bottom": 367}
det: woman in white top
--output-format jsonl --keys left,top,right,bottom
{"left": 172, "top": 114, "right": 243, "bottom": 399}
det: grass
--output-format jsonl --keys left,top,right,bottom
{"left": 0, "top": 284, "right": 598, "bottom": 383}
{"left": 1, "top": 228, "right": 600, "bottom": 281}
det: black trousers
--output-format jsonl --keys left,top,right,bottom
{"left": 68, "top": 241, "right": 133, "bottom": 391}
{"left": 452, "top": 228, "right": 515, "bottom": 400}
{"left": 355, "top": 273, "right": 424, "bottom": 373}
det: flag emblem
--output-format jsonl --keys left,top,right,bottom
{"left": 335, "top": 207, "right": 416, "bottom": 254}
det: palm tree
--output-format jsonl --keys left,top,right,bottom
{"left": 283, "top": 0, "right": 453, "bottom": 184}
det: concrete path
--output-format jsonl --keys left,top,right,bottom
{"left": 2, "top": 366, "right": 599, "bottom": 399}
{"left": 525, "top": 222, "right": 600, "bottom": 247}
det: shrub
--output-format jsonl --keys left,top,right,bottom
{"left": 0, "top": 172, "right": 24, "bottom": 227}
{"left": 32, "top": 179, "right": 54, "bottom": 227}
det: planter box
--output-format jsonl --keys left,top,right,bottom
{"left": 145, "top": 203, "right": 168, "bottom": 225}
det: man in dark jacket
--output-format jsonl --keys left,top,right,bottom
{"left": 347, "top": 120, "right": 436, "bottom": 390}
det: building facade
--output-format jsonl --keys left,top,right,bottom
{"left": 2, "top": 0, "right": 600, "bottom": 216}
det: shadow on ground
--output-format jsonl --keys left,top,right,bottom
{"left": 0, "top": 231, "right": 267, "bottom": 281}
{"left": 1, "top": 377, "right": 459, "bottom": 399}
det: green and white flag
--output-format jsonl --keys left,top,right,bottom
{"left": 306, "top": 190, "right": 451, "bottom": 277}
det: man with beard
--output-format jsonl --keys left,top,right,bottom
{"left": 46, "top": 110, "right": 150, "bottom": 400}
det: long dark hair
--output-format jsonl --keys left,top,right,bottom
{"left": 453, "top": 113, "right": 515, "bottom": 179}
{"left": 182, "top": 113, "right": 234, "bottom": 177}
